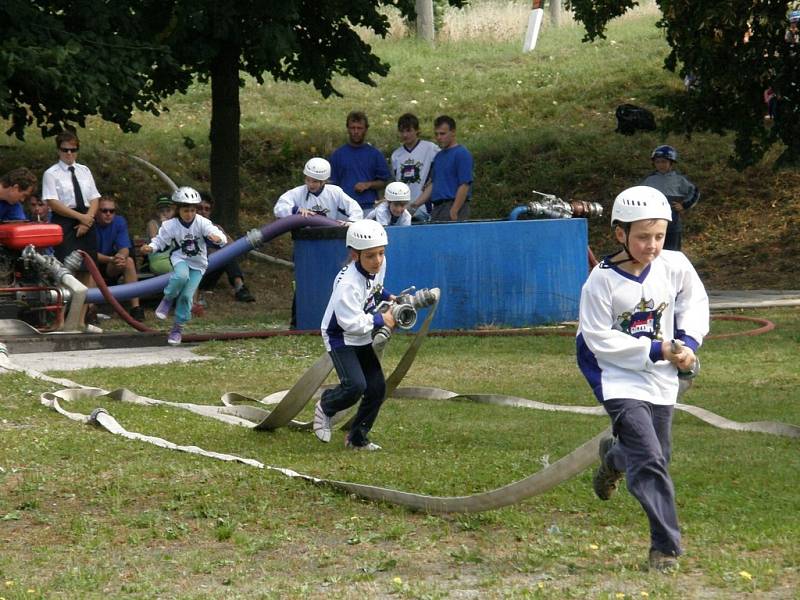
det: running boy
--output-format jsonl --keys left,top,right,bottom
{"left": 367, "top": 182, "right": 413, "bottom": 227}
{"left": 314, "top": 219, "right": 397, "bottom": 450}
{"left": 274, "top": 157, "right": 363, "bottom": 223}
{"left": 576, "top": 186, "right": 709, "bottom": 572}
{"left": 640, "top": 145, "right": 699, "bottom": 251}
{"left": 140, "top": 186, "right": 226, "bottom": 345}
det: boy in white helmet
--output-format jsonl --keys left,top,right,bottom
{"left": 274, "top": 157, "right": 363, "bottom": 223}
{"left": 576, "top": 186, "right": 709, "bottom": 573}
{"left": 141, "top": 186, "right": 226, "bottom": 345}
{"left": 366, "top": 181, "right": 413, "bottom": 227}
{"left": 315, "top": 219, "right": 397, "bottom": 450}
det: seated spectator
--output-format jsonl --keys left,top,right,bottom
{"left": 94, "top": 196, "right": 145, "bottom": 320}
{"left": 143, "top": 193, "right": 175, "bottom": 275}
{"left": 0, "top": 167, "right": 37, "bottom": 221}
{"left": 26, "top": 193, "right": 51, "bottom": 223}
{"left": 197, "top": 192, "right": 255, "bottom": 303}
{"left": 367, "top": 182, "right": 413, "bottom": 226}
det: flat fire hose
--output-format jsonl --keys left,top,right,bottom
{"left": 3, "top": 304, "right": 799, "bottom": 513}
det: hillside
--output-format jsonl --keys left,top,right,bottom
{"left": 1, "top": 6, "right": 797, "bottom": 309}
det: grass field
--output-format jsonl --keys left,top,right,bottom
{"left": 1, "top": 3, "right": 799, "bottom": 598}
{"left": 1, "top": 307, "right": 799, "bottom": 599}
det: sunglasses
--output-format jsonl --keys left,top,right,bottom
{"left": 59, "top": 147, "right": 80, "bottom": 153}
{"left": 99, "top": 208, "right": 116, "bottom": 214}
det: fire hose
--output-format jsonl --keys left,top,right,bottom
{"left": 3, "top": 295, "right": 797, "bottom": 514}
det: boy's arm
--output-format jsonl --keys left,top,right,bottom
{"left": 333, "top": 282, "right": 385, "bottom": 336}
{"left": 673, "top": 256, "right": 710, "bottom": 351}
{"left": 681, "top": 178, "right": 700, "bottom": 211}
{"left": 274, "top": 188, "right": 299, "bottom": 218}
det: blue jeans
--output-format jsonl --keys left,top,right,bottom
{"left": 603, "top": 398, "right": 682, "bottom": 556}
{"left": 321, "top": 344, "right": 385, "bottom": 446}
{"left": 163, "top": 261, "right": 203, "bottom": 325}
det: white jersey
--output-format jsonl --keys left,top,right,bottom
{"left": 366, "top": 202, "right": 412, "bottom": 227}
{"left": 274, "top": 184, "right": 363, "bottom": 222}
{"left": 576, "top": 250, "right": 709, "bottom": 406}
{"left": 321, "top": 259, "right": 390, "bottom": 351}
{"left": 149, "top": 215, "right": 226, "bottom": 271}
{"left": 391, "top": 140, "right": 439, "bottom": 214}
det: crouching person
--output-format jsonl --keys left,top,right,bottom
{"left": 314, "top": 220, "right": 396, "bottom": 450}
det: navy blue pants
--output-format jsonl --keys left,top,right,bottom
{"left": 321, "top": 344, "right": 385, "bottom": 446}
{"left": 603, "top": 398, "right": 682, "bottom": 556}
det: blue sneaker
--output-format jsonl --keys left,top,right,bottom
{"left": 167, "top": 322, "right": 183, "bottom": 346}
{"left": 155, "top": 297, "right": 173, "bottom": 320}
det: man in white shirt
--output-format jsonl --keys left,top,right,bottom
{"left": 390, "top": 113, "right": 439, "bottom": 223}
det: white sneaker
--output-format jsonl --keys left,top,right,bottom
{"left": 84, "top": 324, "right": 103, "bottom": 334}
{"left": 313, "top": 400, "right": 332, "bottom": 443}
{"left": 345, "top": 436, "right": 382, "bottom": 451}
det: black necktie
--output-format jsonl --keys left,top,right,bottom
{"left": 68, "top": 166, "right": 86, "bottom": 211}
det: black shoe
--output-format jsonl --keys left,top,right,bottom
{"left": 593, "top": 437, "right": 623, "bottom": 500}
{"left": 235, "top": 285, "right": 255, "bottom": 302}
{"left": 129, "top": 306, "right": 145, "bottom": 321}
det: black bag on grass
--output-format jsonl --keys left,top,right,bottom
{"left": 615, "top": 104, "right": 656, "bottom": 135}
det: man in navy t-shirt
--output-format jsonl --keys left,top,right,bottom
{"left": 410, "top": 115, "right": 473, "bottom": 222}
{"left": 329, "top": 111, "right": 390, "bottom": 210}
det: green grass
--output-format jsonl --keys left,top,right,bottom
{"left": 1, "top": 307, "right": 798, "bottom": 598}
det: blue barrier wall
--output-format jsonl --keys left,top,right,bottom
{"left": 294, "top": 219, "right": 588, "bottom": 331}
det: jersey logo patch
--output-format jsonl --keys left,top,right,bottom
{"left": 616, "top": 298, "right": 668, "bottom": 340}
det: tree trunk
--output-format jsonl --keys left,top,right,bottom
{"left": 209, "top": 41, "right": 241, "bottom": 234}
{"left": 549, "top": 0, "right": 563, "bottom": 28}
{"left": 416, "top": 0, "right": 434, "bottom": 42}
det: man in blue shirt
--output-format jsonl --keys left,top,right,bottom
{"left": 329, "top": 111, "right": 390, "bottom": 210}
{"left": 0, "top": 168, "right": 37, "bottom": 221}
{"left": 410, "top": 115, "right": 473, "bottom": 222}
{"left": 94, "top": 196, "right": 145, "bottom": 320}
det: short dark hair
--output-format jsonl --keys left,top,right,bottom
{"left": 434, "top": 115, "right": 456, "bottom": 131}
{"left": 55, "top": 130, "right": 79, "bottom": 149}
{"left": 397, "top": 113, "right": 420, "bottom": 131}
{"left": 346, "top": 111, "right": 369, "bottom": 129}
{"left": 199, "top": 190, "right": 214, "bottom": 206}
{"left": 1, "top": 167, "right": 37, "bottom": 191}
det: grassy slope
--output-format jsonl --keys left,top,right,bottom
{"left": 1, "top": 11, "right": 798, "bottom": 295}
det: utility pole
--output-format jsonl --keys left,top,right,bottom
{"left": 549, "top": 0, "right": 563, "bottom": 28}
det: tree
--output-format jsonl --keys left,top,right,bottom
{"left": 568, "top": 1, "right": 800, "bottom": 167}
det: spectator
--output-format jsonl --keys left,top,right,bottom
{"left": 390, "top": 113, "right": 439, "bottom": 223}
{"left": 640, "top": 145, "right": 699, "bottom": 251}
{"left": 0, "top": 167, "right": 37, "bottom": 221}
{"left": 141, "top": 187, "right": 226, "bottom": 345}
{"left": 41, "top": 131, "right": 102, "bottom": 333}
{"left": 94, "top": 197, "right": 145, "bottom": 321}
{"left": 410, "top": 115, "right": 474, "bottom": 222}
{"left": 143, "top": 194, "right": 175, "bottom": 275}
{"left": 367, "top": 182, "right": 412, "bottom": 227}
{"left": 26, "top": 193, "right": 51, "bottom": 223}
{"left": 197, "top": 192, "right": 255, "bottom": 303}
{"left": 329, "top": 111, "right": 391, "bottom": 211}
{"left": 274, "top": 157, "right": 363, "bottom": 223}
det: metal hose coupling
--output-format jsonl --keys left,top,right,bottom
{"left": 518, "top": 191, "right": 604, "bottom": 220}
{"left": 373, "top": 287, "right": 441, "bottom": 350}
{"left": 246, "top": 229, "right": 264, "bottom": 248}
{"left": 670, "top": 339, "right": 701, "bottom": 379}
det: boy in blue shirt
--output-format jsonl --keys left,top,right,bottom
{"left": 0, "top": 168, "right": 37, "bottom": 221}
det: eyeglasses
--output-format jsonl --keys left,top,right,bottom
{"left": 59, "top": 147, "right": 79, "bottom": 153}
{"left": 99, "top": 208, "right": 116, "bottom": 214}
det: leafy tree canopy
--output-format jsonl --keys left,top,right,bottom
{"left": 568, "top": 0, "right": 800, "bottom": 167}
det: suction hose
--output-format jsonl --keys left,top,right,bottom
{"left": 86, "top": 214, "right": 338, "bottom": 304}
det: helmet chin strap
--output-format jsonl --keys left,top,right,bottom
{"left": 605, "top": 224, "right": 638, "bottom": 267}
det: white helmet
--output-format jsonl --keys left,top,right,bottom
{"left": 346, "top": 219, "right": 388, "bottom": 251}
{"left": 171, "top": 186, "right": 201, "bottom": 205}
{"left": 611, "top": 186, "right": 672, "bottom": 225}
{"left": 384, "top": 181, "right": 411, "bottom": 203}
{"left": 303, "top": 157, "right": 331, "bottom": 181}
